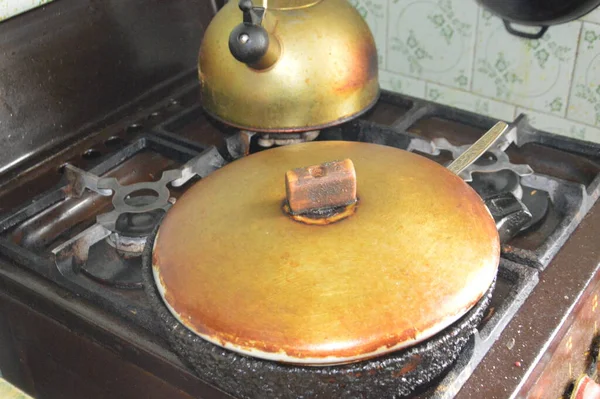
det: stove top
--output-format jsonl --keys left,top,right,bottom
{"left": 0, "top": 79, "right": 599, "bottom": 398}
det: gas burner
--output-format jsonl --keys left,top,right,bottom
{"left": 105, "top": 203, "right": 169, "bottom": 258}
{"left": 256, "top": 130, "right": 320, "bottom": 147}
{"left": 94, "top": 169, "right": 180, "bottom": 258}
{"left": 105, "top": 232, "right": 151, "bottom": 258}
{"left": 51, "top": 147, "right": 226, "bottom": 285}
{"left": 471, "top": 170, "right": 523, "bottom": 199}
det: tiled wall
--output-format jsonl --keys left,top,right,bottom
{"left": 352, "top": 0, "right": 600, "bottom": 143}
{"left": 0, "top": 0, "right": 52, "bottom": 21}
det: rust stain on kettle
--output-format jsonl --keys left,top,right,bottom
{"left": 333, "top": 39, "right": 378, "bottom": 94}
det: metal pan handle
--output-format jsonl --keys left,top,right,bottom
{"left": 503, "top": 20, "right": 548, "bottom": 40}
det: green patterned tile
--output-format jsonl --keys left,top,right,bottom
{"left": 426, "top": 83, "right": 516, "bottom": 120}
{"left": 350, "top": 0, "right": 387, "bottom": 68}
{"left": 582, "top": 7, "right": 600, "bottom": 24}
{"left": 473, "top": 8, "right": 580, "bottom": 116}
{"left": 0, "top": 1, "right": 8, "bottom": 22}
{"left": 387, "top": 0, "right": 478, "bottom": 89}
{"left": 0, "top": 377, "right": 34, "bottom": 399}
{"left": 517, "top": 107, "right": 600, "bottom": 143}
{"left": 0, "top": 0, "right": 53, "bottom": 22}
{"left": 379, "top": 70, "right": 426, "bottom": 97}
{"left": 567, "top": 22, "right": 600, "bottom": 127}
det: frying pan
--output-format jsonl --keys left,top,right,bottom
{"left": 142, "top": 123, "right": 514, "bottom": 397}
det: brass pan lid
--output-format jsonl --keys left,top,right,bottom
{"left": 152, "top": 141, "right": 500, "bottom": 365}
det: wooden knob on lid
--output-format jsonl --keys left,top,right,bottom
{"left": 284, "top": 159, "right": 358, "bottom": 224}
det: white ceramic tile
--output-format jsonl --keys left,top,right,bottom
{"left": 426, "top": 83, "right": 516, "bottom": 120}
{"left": 0, "top": 0, "right": 52, "bottom": 22}
{"left": 582, "top": 7, "right": 600, "bottom": 24}
{"left": 379, "top": 70, "right": 426, "bottom": 97}
{"left": 0, "top": 1, "right": 8, "bottom": 20}
{"left": 386, "top": 0, "right": 478, "bottom": 89}
{"left": 517, "top": 107, "right": 600, "bottom": 143}
{"left": 351, "top": 0, "right": 388, "bottom": 68}
{"left": 472, "top": 9, "right": 580, "bottom": 117}
{"left": 566, "top": 22, "right": 600, "bottom": 127}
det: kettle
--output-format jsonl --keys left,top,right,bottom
{"left": 198, "top": 0, "right": 380, "bottom": 134}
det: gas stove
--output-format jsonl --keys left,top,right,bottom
{"left": 0, "top": 73, "right": 599, "bottom": 398}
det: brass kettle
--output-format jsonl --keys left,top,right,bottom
{"left": 198, "top": 0, "right": 380, "bottom": 133}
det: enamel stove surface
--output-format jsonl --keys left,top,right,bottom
{"left": 0, "top": 80, "right": 599, "bottom": 398}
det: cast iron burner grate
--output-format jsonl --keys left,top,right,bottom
{"left": 51, "top": 146, "right": 226, "bottom": 288}
{"left": 0, "top": 82, "right": 599, "bottom": 398}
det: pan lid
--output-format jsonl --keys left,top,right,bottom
{"left": 152, "top": 141, "right": 500, "bottom": 365}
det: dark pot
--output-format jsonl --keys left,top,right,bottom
{"left": 477, "top": 0, "right": 600, "bottom": 39}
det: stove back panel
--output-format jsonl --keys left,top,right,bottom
{"left": 0, "top": 0, "right": 211, "bottom": 178}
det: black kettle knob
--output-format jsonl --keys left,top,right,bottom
{"left": 228, "top": 0, "right": 280, "bottom": 69}
{"left": 229, "top": 23, "right": 270, "bottom": 65}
